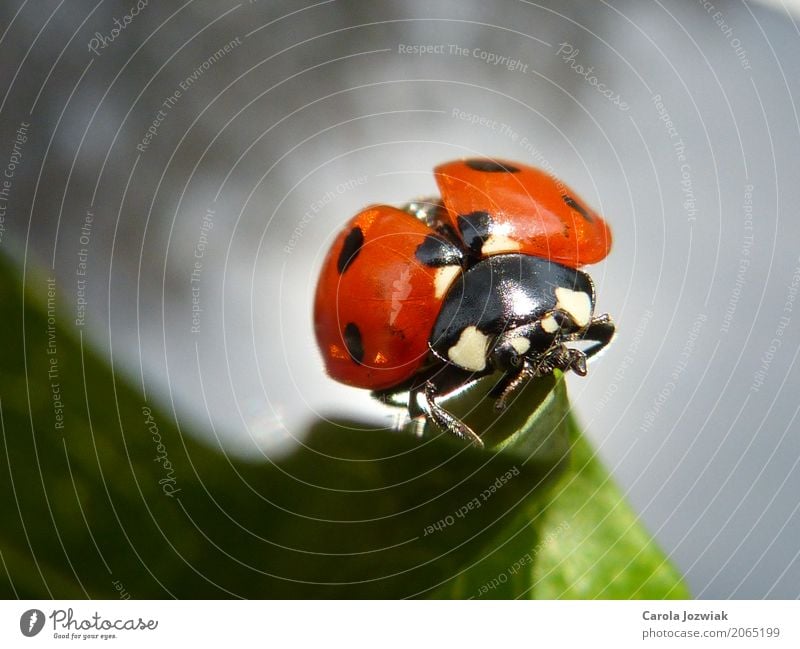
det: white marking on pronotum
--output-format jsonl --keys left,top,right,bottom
{"left": 510, "top": 337, "right": 531, "bottom": 355}
{"left": 448, "top": 326, "right": 490, "bottom": 371}
{"left": 434, "top": 265, "right": 461, "bottom": 298}
{"left": 540, "top": 313, "right": 560, "bottom": 333}
{"left": 481, "top": 233, "right": 521, "bottom": 255}
{"left": 555, "top": 287, "right": 591, "bottom": 327}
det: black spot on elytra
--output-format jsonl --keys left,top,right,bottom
{"left": 435, "top": 223, "right": 462, "bottom": 246}
{"left": 337, "top": 226, "right": 364, "bottom": 274}
{"left": 457, "top": 211, "right": 493, "bottom": 255}
{"left": 465, "top": 159, "right": 520, "bottom": 173}
{"left": 343, "top": 322, "right": 364, "bottom": 365}
{"left": 562, "top": 195, "right": 594, "bottom": 223}
{"left": 415, "top": 234, "right": 463, "bottom": 268}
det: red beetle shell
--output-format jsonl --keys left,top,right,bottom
{"left": 434, "top": 158, "right": 611, "bottom": 267}
{"left": 313, "top": 205, "right": 462, "bottom": 390}
{"left": 314, "top": 159, "right": 612, "bottom": 392}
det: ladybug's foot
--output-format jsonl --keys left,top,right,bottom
{"left": 533, "top": 345, "right": 588, "bottom": 377}
{"left": 565, "top": 348, "right": 587, "bottom": 376}
{"left": 422, "top": 381, "right": 484, "bottom": 448}
{"left": 493, "top": 360, "right": 536, "bottom": 411}
{"left": 493, "top": 345, "right": 587, "bottom": 411}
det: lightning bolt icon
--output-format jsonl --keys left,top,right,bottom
{"left": 28, "top": 611, "right": 38, "bottom": 632}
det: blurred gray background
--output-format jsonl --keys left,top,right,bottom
{"left": 1, "top": 0, "right": 799, "bottom": 598}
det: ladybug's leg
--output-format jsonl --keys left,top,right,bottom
{"left": 493, "top": 345, "right": 585, "bottom": 409}
{"left": 492, "top": 360, "right": 536, "bottom": 410}
{"left": 493, "top": 342, "right": 592, "bottom": 410}
{"left": 414, "top": 381, "right": 484, "bottom": 448}
{"left": 522, "top": 315, "right": 614, "bottom": 387}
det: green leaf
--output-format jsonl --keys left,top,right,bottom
{"left": 533, "top": 415, "right": 691, "bottom": 598}
{"left": 420, "top": 372, "right": 572, "bottom": 598}
{"left": 0, "top": 252, "right": 688, "bottom": 599}
{"left": 0, "top": 253, "right": 564, "bottom": 598}
{"left": 423, "top": 373, "right": 690, "bottom": 599}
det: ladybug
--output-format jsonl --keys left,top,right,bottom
{"left": 314, "top": 158, "right": 615, "bottom": 447}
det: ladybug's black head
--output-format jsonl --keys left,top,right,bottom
{"left": 490, "top": 309, "right": 581, "bottom": 372}
{"left": 489, "top": 323, "right": 542, "bottom": 372}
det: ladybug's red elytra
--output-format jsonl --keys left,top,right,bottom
{"left": 313, "top": 158, "right": 615, "bottom": 447}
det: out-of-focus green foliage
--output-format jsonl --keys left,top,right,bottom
{"left": 0, "top": 253, "right": 688, "bottom": 598}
